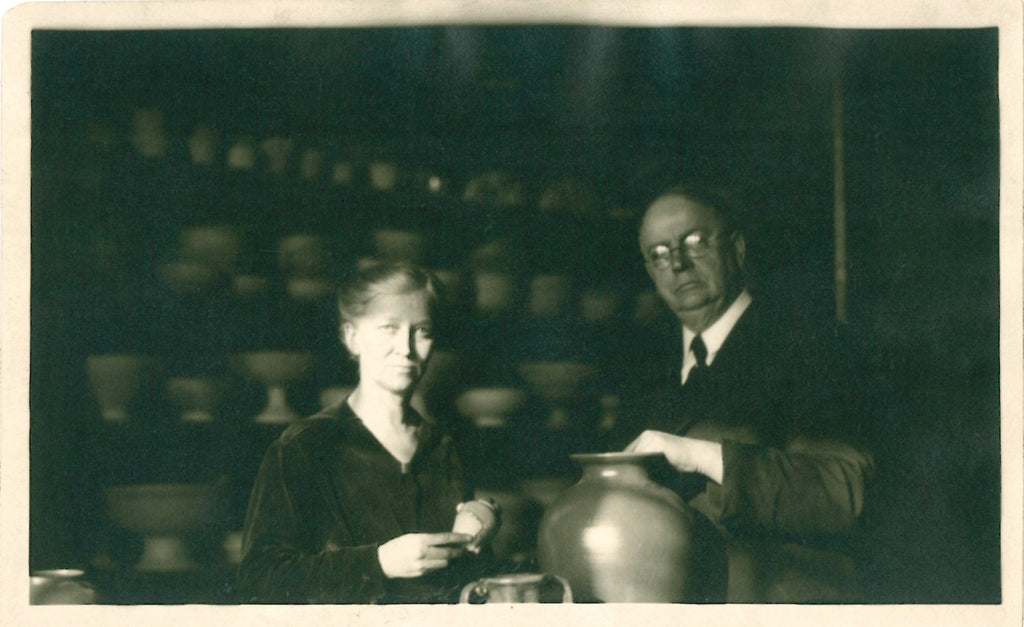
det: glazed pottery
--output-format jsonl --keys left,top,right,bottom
{"left": 368, "top": 160, "right": 399, "bottom": 191}
{"left": 156, "top": 261, "right": 217, "bottom": 294}
{"left": 537, "top": 452, "right": 722, "bottom": 603}
{"left": 580, "top": 288, "right": 620, "bottom": 324}
{"left": 104, "top": 483, "right": 218, "bottom": 572}
{"left": 528, "top": 274, "right": 572, "bottom": 318}
{"left": 180, "top": 225, "right": 242, "bottom": 277}
{"left": 166, "top": 377, "right": 221, "bottom": 423}
{"left": 278, "top": 233, "right": 328, "bottom": 278}
{"left": 30, "top": 569, "right": 98, "bottom": 604}
{"left": 516, "top": 361, "right": 599, "bottom": 430}
{"left": 85, "top": 354, "right": 160, "bottom": 422}
{"left": 473, "top": 271, "right": 515, "bottom": 316}
{"left": 285, "top": 277, "right": 333, "bottom": 302}
{"left": 455, "top": 387, "right": 527, "bottom": 428}
{"left": 232, "top": 351, "right": 315, "bottom": 424}
{"left": 372, "top": 228, "right": 429, "bottom": 265}
{"left": 460, "top": 573, "right": 572, "bottom": 604}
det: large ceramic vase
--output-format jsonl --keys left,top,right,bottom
{"left": 537, "top": 452, "right": 724, "bottom": 603}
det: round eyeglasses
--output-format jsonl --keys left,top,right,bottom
{"left": 644, "top": 231, "right": 721, "bottom": 269}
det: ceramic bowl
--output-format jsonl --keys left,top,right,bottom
{"left": 580, "top": 288, "right": 621, "bottom": 323}
{"left": 232, "top": 274, "right": 271, "bottom": 298}
{"left": 232, "top": 351, "right": 316, "bottom": 424}
{"left": 166, "top": 377, "right": 222, "bottom": 423}
{"left": 473, "top": 271, "right": 516, "bottom": 315}
{"left": 86, "top": 354, "right": 160, "bottom": 422}
{"left": 285, "top": 277, "right": 334, "bottom": 302}
{"left": 456, "top": 387, "right": 528, "bottom": 428}
{"left": 104, "top": 483, "right": 218, "bottom": 571}
{"left": 516, "top": 361, "right": 600, "bottom": 404}
{"left": 232, "top": 351, "right": 315, "bottom": 387}
{"left": 278, "top": 233, "right": 328, "bottom": 278}
{"left": 156, "top": 261, "right": 217, "bottom": 294}
{"left": 528, "top": 274, "right": 572, "bottom": 318}
{"left": 372, "top": 229, "right": 429, "bottom": 265}
{"left": 180, "top": 225, "right": 242, "bottom": 276}
{"left": 368, "top": 160, "right": 400, "bottom": 191}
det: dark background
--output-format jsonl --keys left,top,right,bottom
{"left": 29, "top": 27, "right": 1000, "bottom": 603}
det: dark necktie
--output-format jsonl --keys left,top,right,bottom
{"left": 686, "top": 335, "right": 709, "bottom": 390}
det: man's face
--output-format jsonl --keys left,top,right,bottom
{"left": 639, "top": 194, "right": 745, "bottom": 332}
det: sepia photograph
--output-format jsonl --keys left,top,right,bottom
{"left": 2, "top": 1, "right": 1021, "bottom": 625}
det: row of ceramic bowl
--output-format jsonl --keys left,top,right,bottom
{"left": 86, "top": 351, "right": 614, "bottom": 429}
{"left": 94, "top": 108, "right": 621, "bottom": 215}
{"left": 154, "top": 224, "right": 653, "bottom": 320}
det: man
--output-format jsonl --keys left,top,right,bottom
{"left": 623, "top": 185, "right": 876, "bottom": 603}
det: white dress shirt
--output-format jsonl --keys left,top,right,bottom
{"left": 681, "top": 290, "right": 753, "bottom": 385}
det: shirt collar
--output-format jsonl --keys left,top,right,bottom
{"left": 683, "top": 289, "right": 752, "bottom": 368}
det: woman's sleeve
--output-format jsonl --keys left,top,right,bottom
{"left": 237, "top": 438, "right": 388, "bottom": 604}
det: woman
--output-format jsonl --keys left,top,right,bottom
{"left": 238, "top": 262, "right": 486, "bottom": 603}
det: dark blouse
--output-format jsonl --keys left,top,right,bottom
{"left": 237, "top": 400, "right": 474, "bottom": 604}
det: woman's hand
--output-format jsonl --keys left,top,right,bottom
{"left": 624, "top": 430, "right": 724, "bottom": 484}
{"left": 377, "top": 532, "right": 473, "bottom": 578}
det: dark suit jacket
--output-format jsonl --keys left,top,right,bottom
{"left": 624, "top": 299, "right": 877, "bottom": 603}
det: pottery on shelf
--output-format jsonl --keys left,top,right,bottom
{"left": 537, "top": 452, "right": 726, "bottom": 603}
{"left": 85, "top": 354, "right": 160, "bottom": 423}
{"left": 260, "top": 136, "right": 294, "bottom": 177}
{"left": 368, "top": 160, "right": 400, "bottom": 191}
{"left": 104, "top": 483, "right": 219, "bottom": 572}
{"left": 30, "top": 569, "right": 98, "bottom": 605}
{"left": 455, "top": 387, "right": 527, "bottom": 428}
{"left": 516, "top": 361, "right": 599, "bottom": 430}
{"left": 232, "top": 274, "right": 272, "bottom": 299}
{"left": 285, "top": 277, "right": 334, "bottom": 302}
{"left": 372, "top": 228, "right": 429, "bottom": 266}
{"left": 179, "top": 225, "right": 242, "bottom": 277}
{"left": 156, "top": 261, "right": 218, "bottom": 295}
{"left": 166, "top": 377, "right": 222, "bottom": 423}
{"left": 473, "top": 271, "right": 516, "bottom": 316}
{"left": 232, "top": 351, "right": 316, "bottom": 424}
{"left": 299, "top": 148, "right": 325, "bottom": 182}
{"left": 462, "top": 170, "right": 525, "bottom": 207}
{"left": 580, "top": 288, "right": 620, "bottom": 324}
{"left": 277, "top": 233, "right": 328, "bottom": 279}
{"left": 528, "top": 274, "right": 572, "bottom": 318}
{"left": 537, "top": 177, "right": 599, "bottom": 217}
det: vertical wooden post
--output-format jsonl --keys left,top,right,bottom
{"left": 832, "top": 72, "right": 849, "bottom": 323}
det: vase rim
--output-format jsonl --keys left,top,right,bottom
{"left": 570, "top": 452, "right": 665, "bottom": 464}
{"left": 478, "top": 573, "right": 547, "bottom": 585}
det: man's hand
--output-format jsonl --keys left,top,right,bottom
{"left": 377, "top": 532, "right": 473, "bottom": 578}
{"left": 624, "top": 430, "right": 724, "bottom": 484}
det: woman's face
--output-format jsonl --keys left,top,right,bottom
{"left": 343, "top": 290, "right": 435, "bottom": 396}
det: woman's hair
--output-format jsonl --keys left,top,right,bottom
{"left": 337, "top": 261, "right": 445, "bottom": 325}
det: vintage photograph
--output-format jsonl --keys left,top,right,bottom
{"left": 3, "top": 1, "right": 1021, "bottom": 624}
